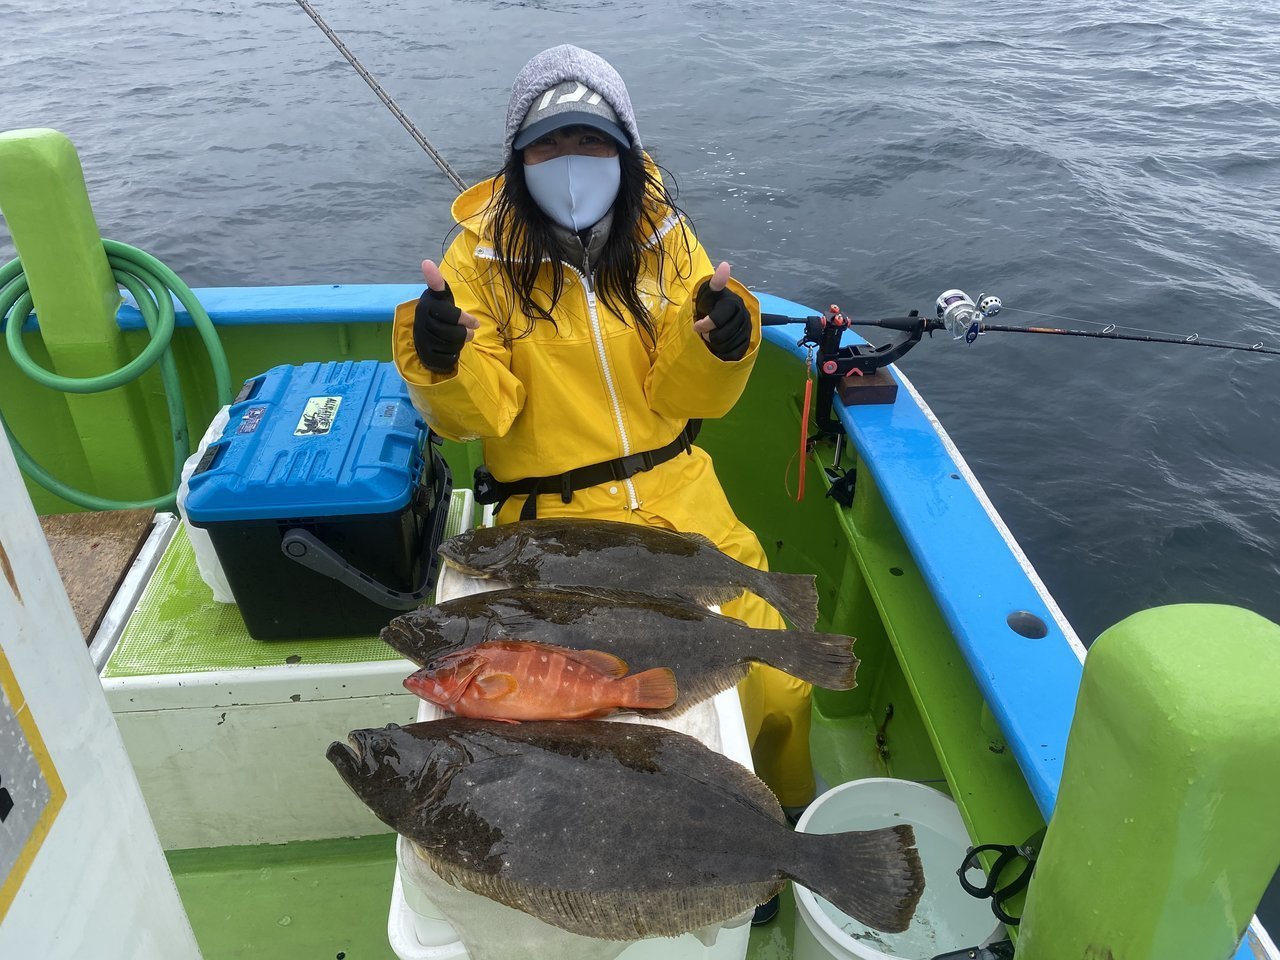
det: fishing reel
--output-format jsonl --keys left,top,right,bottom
{"left": 793, "top": 291, "right": 1006, "bottom": 406}
{"left": 935, "top": 290, "right": 1003, "bottom": 343}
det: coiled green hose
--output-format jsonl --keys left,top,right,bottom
{"left": 0, "top": 239, "right": 233, "bottom": 510}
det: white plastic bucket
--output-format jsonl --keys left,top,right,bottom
{"left": 792, "top": 778, "right": 1002, "bottom": 960}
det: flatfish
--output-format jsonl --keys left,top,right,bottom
{"left": 327, "top": 718, "right": 923, "bottom": 939}
{"left": 403, "top": 639, "right": 678, "bottom": 721}
{"left": 383, "top": 587, "right": 857, "bottom": 717}
{"left": 437, "top": 518, "right": 820, "bottom": 630}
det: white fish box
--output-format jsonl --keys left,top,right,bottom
{"left": 385, "top": 561, "right": 756, "bottom": 960}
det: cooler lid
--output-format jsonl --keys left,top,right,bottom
{"left": 185, "top": 361, "right": 427, "bottom": 523}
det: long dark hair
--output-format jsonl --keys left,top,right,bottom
{"left": 486, "top": 148, "right": 692, "bottom": 345}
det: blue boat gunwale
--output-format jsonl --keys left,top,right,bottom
{"left": 13, "top": 281, "right": 1275, "bottom": 958}
{"left": 10, "top": 283, "right": 425, "bottom": 332}
{"left": 753, "top": 293, "right": 1084, "bottom": 812}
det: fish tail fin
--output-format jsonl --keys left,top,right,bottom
{"left": 750, "top": 628, "right": 859, "bottom": 689}
{"left": 747, "top": 570, "right": 820, "bottom": 630}
{"left": 785, "top": 824, "right": 924, "bottom": 934}
{"left": 619, "top": 667, "right": 678, "bottom": 710}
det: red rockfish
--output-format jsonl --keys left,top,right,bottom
{"left": 404, "top": 639, "right": 678, "bottom": 721}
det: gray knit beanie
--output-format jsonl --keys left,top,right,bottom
{"left": 504, "top": 45, "right": 642, "bottom": 155}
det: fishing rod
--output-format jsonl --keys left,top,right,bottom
{"left": 762, "top": 289, "right": 1280, "bottom": 357}
{"left": 293, "top": 0, "right": 468, "bottom": 193}
{"left": 763, "top": 289, "right": 1279, "bottom": 467}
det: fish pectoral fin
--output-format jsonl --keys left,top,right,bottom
{"left": 472, "top": 673, "right": 518, "bottom": 700}
{"left": 565, "top": 648, "right": 630, "bottom": 677}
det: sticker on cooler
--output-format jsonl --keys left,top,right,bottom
{"left": 237, "top": 405, "right": 267, "bottom": 435}
{"left": 0, "top": 648, "right": 66, "bottom": 922}
{"left": 294, "top": 396, "right": 343, "bottom": 436}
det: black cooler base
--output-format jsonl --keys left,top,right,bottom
{"left": 205, "top": 508, "right": 427, "bottom": 640}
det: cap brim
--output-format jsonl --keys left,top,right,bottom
{"left": 513, "top": 112, "right": 630, "bottom": 151}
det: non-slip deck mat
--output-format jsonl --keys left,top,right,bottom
{"left": 103, "top": 491, "right": 472, "bottom": 678}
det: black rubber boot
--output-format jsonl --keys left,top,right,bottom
{"left": 751, "top": 894, "right": 780, "bottom": 925}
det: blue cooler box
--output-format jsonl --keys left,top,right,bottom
{"left": 185, "top": 360, "right": 452, "bottom": 640}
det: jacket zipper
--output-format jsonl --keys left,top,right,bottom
{"left": 570, "top": 257, "right": 640, "bottom": 510}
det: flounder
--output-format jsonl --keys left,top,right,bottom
{"left": 383, "top": 586, "right": 857, "bottom": 717}
{"left": 437, "top": 518, "right": 820, "bottom": 630}
{"left": 327, "top": 718, "right": 923, "bottom": 939}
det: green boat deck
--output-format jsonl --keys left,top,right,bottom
{"left": 104, "top": 525, "right": 398, "bottom": 676}
{"left": 168, "top": 836, "right": 402, "bottom": 960}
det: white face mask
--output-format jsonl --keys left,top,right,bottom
{"left": 524, "top": 154, "right": 621, "bottom": 232}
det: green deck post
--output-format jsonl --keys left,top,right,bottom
{"left": 0, "top": 128, "right": 168, "bottom": 503}
{"left": 1016, "top": 604, "right": 1280, "bottom": 959}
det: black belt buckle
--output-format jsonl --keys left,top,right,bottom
{"left": 610, "top": 454, "right": 644, "bottom": 482}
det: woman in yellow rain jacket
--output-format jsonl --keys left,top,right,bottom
{"left": 391, "top": 45, "right": 816, "bottom": 854}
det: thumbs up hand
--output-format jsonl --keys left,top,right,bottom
{"left": 692, "top": 262, "right": 751, "bottom": 361}
{"left": 414, "top": 260, "right": 482, "bottom": 374}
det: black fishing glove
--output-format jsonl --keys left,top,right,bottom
{"left": 695, "top": 280, "right": 752, "bottom": 361}
{"left": 413, "top": 280, "right": 468, "bottom": 373}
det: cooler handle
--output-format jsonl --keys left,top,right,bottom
{"left": 278, "top": 529, "right": 438, "bottom": 610}
{"left": 279, "top": 445, "right": 452, "bottom": 611}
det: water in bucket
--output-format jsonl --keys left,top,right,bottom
{"left": 793, "top": 779, "right": 1003, "bottom": 960}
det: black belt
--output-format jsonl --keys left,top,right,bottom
{"left": 474, "top": 420, "right": 701, "bottom": 520}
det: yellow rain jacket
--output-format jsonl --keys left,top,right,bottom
{"left": 393, "top": 172, "right": 814, "bottom": 806}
